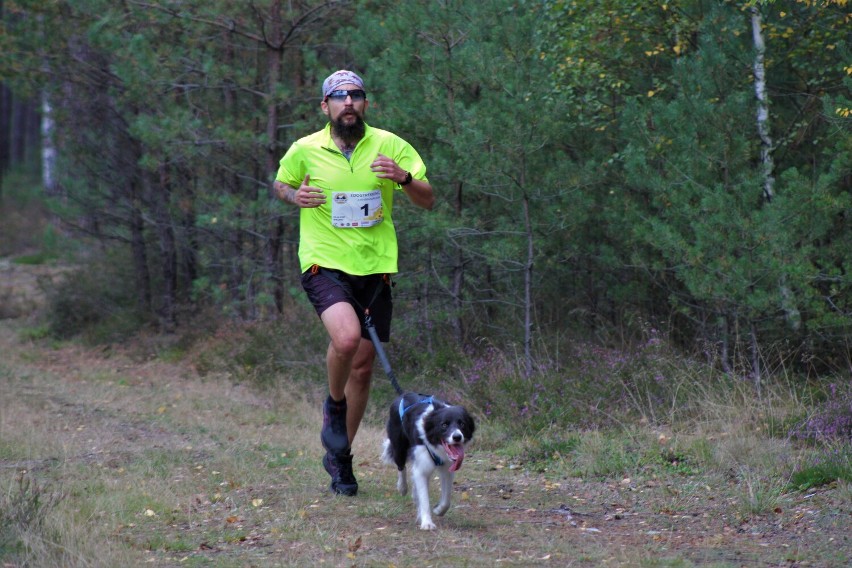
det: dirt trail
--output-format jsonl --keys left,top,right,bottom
{"left": 1, "top": 295, "right": 850, "bottom": 566}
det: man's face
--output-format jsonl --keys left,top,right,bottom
{"left": 322, "top": 83, "right": 368, "bottom": 140}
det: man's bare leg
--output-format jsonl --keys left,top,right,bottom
{"left": 322, "top": 302, "right": 363, "bottom": 402}
{"left": 344, "top": 338, "right": 376, "bottom": 444}
{"left": 317, "top": 301, "right": 375, "bottom": 496}
{"left": 321, "top": 303, "right": 376, "bottom": 444}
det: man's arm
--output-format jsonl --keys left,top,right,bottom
{"left": 274, "top": 180, "right": 298, "bottom": 205}
{"left": 401, "top": 178, "right": 435, "bottom": 211}
{"left": 371, "top": 153, "right": 435, "bottom": 211}
{"left": 274, "top": 175, "right": 326, "bottom": 208}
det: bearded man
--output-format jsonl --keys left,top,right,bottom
{"left": 273, "top": 70, "right": 434, "bottom": 496}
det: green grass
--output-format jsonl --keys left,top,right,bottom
{"left": 789, "top": 446, "right": 852, "bottom": 490}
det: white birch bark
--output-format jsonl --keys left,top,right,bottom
{"left": 750, "top": 7, "right": 774, "bottom": 203}
{"left": 751, "top": 6, "right": 801, "bottom": 343}
{"left": 41, "top": 94, "right": 57, "bottom": 196}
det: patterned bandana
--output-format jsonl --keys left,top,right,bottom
{"left": 322, "top": 70, "right": 365, "bottom": 98}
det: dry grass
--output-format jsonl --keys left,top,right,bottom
{"left": 1, "top": 318, "right": 850, "bottom": 567}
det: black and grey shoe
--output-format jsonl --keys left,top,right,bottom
{"left": 323, "top": 450, "right": 358, "bottom": 496}
{"left": 320, "top": 395, "right": 349, "bottom": 454}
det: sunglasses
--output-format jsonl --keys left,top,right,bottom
{"left": 325, "top": 89, "right": 367, "bottom": 102}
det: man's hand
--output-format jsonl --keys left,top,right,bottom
{"left": 371, "top": 153, "right": 407, "bottom": 184}
{"left": 370, "top": 154, "right": 435, "bottom": 211}
{"left": 275, "top": 175, "right": 325, "bottom": 208}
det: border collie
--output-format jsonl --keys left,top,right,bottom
{"left": 381, "top": 392, "right": 475, "bottom": 530}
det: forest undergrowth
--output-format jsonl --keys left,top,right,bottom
{"left": 2, "top": 295, "right": 851, "bottom": 566}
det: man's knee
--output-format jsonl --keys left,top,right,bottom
{"left": 349, "top": 362, "right": 373, "bottom": 387}
{"left": 348, "top": 341, "right": 376, "bottom": 385}
{"left": 330, "top": 333, "right": 362, "bottom": 359}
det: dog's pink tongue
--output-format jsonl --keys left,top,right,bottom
{"left": 444, "top": 443, "right": 465, "bottom": 472}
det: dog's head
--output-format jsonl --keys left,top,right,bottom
{"left": 423, "top": 405, "right": 475, "bottom": 472}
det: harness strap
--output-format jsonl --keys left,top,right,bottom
{"left": 398, "top": 396, "right": 443, "bottom": 466}
{"left": 398, "top": 395, "right": 434, "bottom": 419}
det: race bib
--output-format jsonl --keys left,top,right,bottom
{"left": 331, "top": 190, "right": 384, "bottom": 228}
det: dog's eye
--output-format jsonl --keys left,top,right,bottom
{"left": 441, "top": 422, "right": 449, "bottom": 430}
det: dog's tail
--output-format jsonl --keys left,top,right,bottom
{"left": 380, "top": 438, "right": 395, "bottom": 466}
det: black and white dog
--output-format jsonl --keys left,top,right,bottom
{"left": 381, "top": 392, "right": 475, "bottom": 530}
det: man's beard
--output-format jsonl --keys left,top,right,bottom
{"left": 331, "top": 112, "right": 365, "bottom": 145}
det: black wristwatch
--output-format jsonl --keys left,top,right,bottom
{"left": 400, "top": 171, "right": 413, "bottom": 186}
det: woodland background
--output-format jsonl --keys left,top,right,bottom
{"left": 1, "top": 0, "right": 850, "bottom": 384}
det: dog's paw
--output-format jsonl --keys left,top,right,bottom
{"left": 419, "top": 519, "right": 436, "bottom": 530}
{"left": 396, "top": 472, "right": 408, "bottom": 496}
{"left": 433, "top": 504, "right": 449, "bottom": 517}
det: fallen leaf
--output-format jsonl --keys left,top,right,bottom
{"left": 144, "top": 509, "right": 156, "bottom": 517}
{"left": 251, "top": 499, "right": 263, "bottom": 507}
{"left": 348, "top": 536, "right": 362, "bottom": 553}
{"left": 225, "top": 516, "right": 238, "bottom": 523}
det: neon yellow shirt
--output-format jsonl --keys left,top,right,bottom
{"left": 276, "top": 123, "right": 428, "bottom": 275}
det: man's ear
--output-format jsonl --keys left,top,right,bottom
{"left": 320, "top": 100, "right": 330, "bottom": 116}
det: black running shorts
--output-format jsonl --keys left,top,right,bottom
{"left": 300, "top": 268, "right": 393, "bottom": 342}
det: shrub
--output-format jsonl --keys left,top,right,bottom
{"left": 0, "top": 473, "right": 64, "bottom": 560}
{"left": 790, "top": 383, "right": 852, "bottom": 442}
{"left": 789, "top": 445, "right": 852, "bottom": 490}
{"left": 46, "top": 249, "right": 146, "bottom": 343}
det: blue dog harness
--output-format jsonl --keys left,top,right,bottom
{"left": 398, "top": 396, "right": 444, "bottom": 466}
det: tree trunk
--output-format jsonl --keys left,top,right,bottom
{"left": 129, "top": 180, "right": 152, "bottom": 314}
{"left": 41, "top": 93, "right": 58, "bottom": 196}
{"left": 451, "top": 179, "right": 465, "bottom": 343}
{"left": 750, "top": 7, "right": 774, "bottom": 204}
{"left": 180, "top": 168, "right": 199, "bottom": 290}
{"left": 0, "top": 1, "right": 5, "bottom": 189}
{"left": 522, "top": 191, "right": 534, "bottom": 378}
{"left": 751, "top": 6, "right": 800, "bottom": 331}
{"left": 265, "top": 0, "right": 285, "bottom": 315}
{"left": 152, "top": 165, "right": 177, "bottom": 331}
{"left": 10, "top": 96, "right": 27, "bottom": 164}
{"left": 0, "top": 83, "right": 11, "bottom": 191}
{"left": 750, "top": 320, "right": 761, "bottom": 397}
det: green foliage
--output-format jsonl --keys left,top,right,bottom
{"left": 790, "top": 446, "right": 852, "bottom": 491}
{"left": 189, "top": 314, "right": 327, "bottom": 389}
{"left": 1, "top": 0, "right": 849, "bottom": 372}
{"left": 0, "top": 168, "right": 52, "bottom": 257}
{"left": 17, "top": 324, "right": 51, "bottom": 341}
{"left": 46, "top": 249, "right": 147, "bottom": 343}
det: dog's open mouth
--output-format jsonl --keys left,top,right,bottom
{"left": 443, "top": 442, "right": 465, "bottom": 472}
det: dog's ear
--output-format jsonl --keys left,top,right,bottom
{"left": 462, "top": 410, "right": 476, "bottom": 438}
{"left": 445, "top": 406, "right": 475, "bottom": 439}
